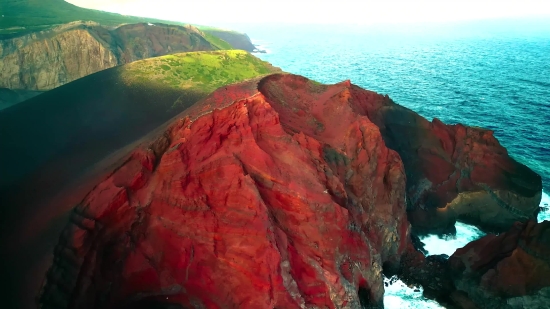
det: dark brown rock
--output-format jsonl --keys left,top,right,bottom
{"left": 401, "top": 220, "right": 550, "bottom": 309}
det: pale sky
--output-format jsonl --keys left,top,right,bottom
{"left": 66, "top": 0, "right": 550, "bottom": 26}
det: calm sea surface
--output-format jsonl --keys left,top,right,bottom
{"left": 228, "top": 20, "right": 550, "bottom": 308}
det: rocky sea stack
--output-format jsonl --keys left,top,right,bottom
{"left": 30, "top": 74, "right": 543, "bottom": 308}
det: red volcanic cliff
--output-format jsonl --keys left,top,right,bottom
{"left": 368, "top": 103, "right": 542, "bottom": 233}
{"left": 39, "top": 75, "right": 410, "bottom": 308}
{"left": 258, "top": 75, "right": 541, "bottom": 233}
{"left": 34, "top": 74, "right": 542, "bottom": 308}
{"left": 400, "top": 220, "right": 550, "bottom": 309}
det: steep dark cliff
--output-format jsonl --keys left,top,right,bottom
{"left": 0, "top": 21, "right": 223, "bottom": 91}
{"left": 203, "top": 29, "right": 257, "bottom": 51}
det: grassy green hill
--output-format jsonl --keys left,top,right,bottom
{"left": 0, "top": 0, "right": 186, "bottom": 35}
{"left": 122, "top": 50, "right": 277, "bottom": 93}
{"left": 0, "top": 0, "right": 251, "bottom": 51}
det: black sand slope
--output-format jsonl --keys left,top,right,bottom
{"left": 0, "top": 50, "right": 279, "bottom": 309}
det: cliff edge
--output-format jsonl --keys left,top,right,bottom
{"left": 202, "top": 29, "right": 257, "bottom": 52}
{"left": 11, "top": 74, "right": 537, "bottom": 308}
{"left": 0, "top": 21, "right": 228, "bottom": 91}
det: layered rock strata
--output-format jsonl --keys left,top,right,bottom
{"left": 0, "top": 21, "right": 218, "bottom": 90}
{"left": 40, "top": 74, "right": 411, "bottom": 308}
{"left": 9, "top": 73, "right": 541, "bottom": 308}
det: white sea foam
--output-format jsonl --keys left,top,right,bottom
{"left": 537, "top": 190, "right": 550, "bottom": 222}
{"left": 420, "top": 222, "right": 485, "bottom": 256}
{"left": 384, "top": 276, "right": 444, "bottom": 308}
{"left": 391, "top": 190, "right": 548, "bottom": 307}
{"left": 419, "top": 190, "right": 549, "bottom": 257}
{"left": 250, "top": 39, "right": 271, "bottom": 54}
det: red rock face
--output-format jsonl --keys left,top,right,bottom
{"left": 258, "top": 75, "right": 542, "bottom": 233}
{"left": 347, "top": 87, "right": 541, "bottom": 233}
{"left": 36, "top": 74, "right": 543, "bottom": 308}
{"left": 399, "top": 222, "right": 550, "bottom": 309}
{"left": 448, "top": 220, "right": 550, "bottom": 306}
{"left": 40, "top": 75, "right": 409, "bottom": 308}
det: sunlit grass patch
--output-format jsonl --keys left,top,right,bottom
{"left": 121, "top": 50, "right": 280, "bottom": 93}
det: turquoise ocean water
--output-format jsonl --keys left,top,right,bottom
{"left": 222, "top": 20, "right": 550, "bottom": 308}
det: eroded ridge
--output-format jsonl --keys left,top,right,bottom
{"left": 40, "top": 78, "right": 410, "bottom": 308}
{"left": 39, "top": 73, "right": 543, "bottom": 308}
{"left": 257, "top": 74, "right": 542, "bottom": 233}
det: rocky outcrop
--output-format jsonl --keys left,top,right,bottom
{"left": 361, "top": 92, "right": 542, "bottom": 233}
{"left": 0, "top": 53, "right": 280, "bottom": 309}
{"left": 398, "top": 249, "right": 463, "bottom": 308}
{"left": 401, "top": 220, "right": 550, "bottom": 309}
{"left": 203, "top": 29, "right": 256, "bottom": 51}
{"left": 450, "top": 220, "right": 550, "bottom": 308}
{"left": 2, "top": 74, "right": 541, "bottom": 308}
{"left": 0, "top": 21, "right": 218, "bottom": 91}
{"left": 256, "top": 75, "right": 542, "bottom": 233}
{"left": 39, "top": 74, "right": 411, "bottom": 308}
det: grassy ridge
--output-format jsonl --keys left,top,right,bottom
{"left": 201, "top": 31, "right": 234, "bottom": 50}
{"left": 0, "top": 0, "right": 257, "bottom": 52}
{"left": 122, "top": 50, "right": 279, "bottom": 94}
{"left": 0, "top": 0, "right": 191, "bottom": 34}
{"left": 0, "top": 48, "right": 280, "bottom": 309}
{"left": 0, "top": 0, "right": 245, "bottom": 39}
{"left": 0, "top": 50, "right": 280, "bottom": 189}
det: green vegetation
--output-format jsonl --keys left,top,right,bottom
{"left": 307, "top": 79, "right": 328, "bottom": 94}
{"left": 0, "top": 0, "right": 190, "bottom": 33}
{"left": 121, "top": 50, "right": 280, "bottom": 94}
{"left": 201, "top": 31, "right": 234, "bottom": 50}
{"left": 195, "top": 26, "right": 242, "bottom": 35}
{"left": 0, "top": 0, "right": 239, "bottom": 40}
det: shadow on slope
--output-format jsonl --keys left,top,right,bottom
{"left": 0, "top": 88, "right": 43, "bottom": 110}
{"left": 0, "top": 50, "right": 279, "bottom": 309}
